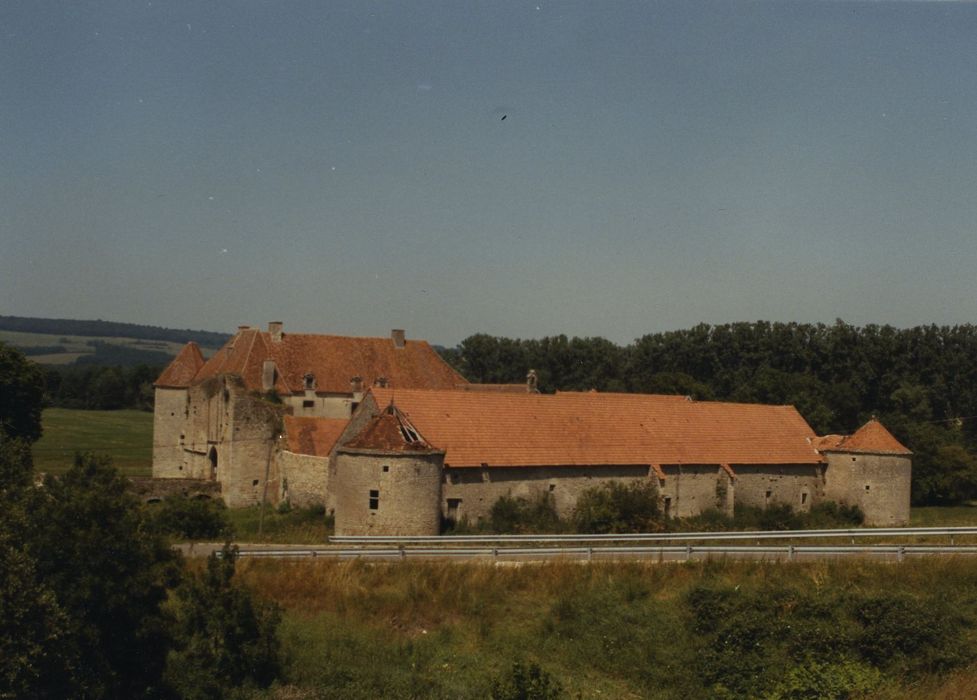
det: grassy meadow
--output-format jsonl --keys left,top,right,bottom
{"left": 227, "top": 557, "right": 977, "bottom": 699}
{"left": 35, "top": 407, "right": 153, "bottom": 476}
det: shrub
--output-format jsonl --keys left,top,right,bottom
{"left": 167, "top": 544, "right": 282, "bottom": 699}
{"left": 768, "top": 659, "right": 881, "bottom": 700}
{"left": 489, "top": 493, "right": 562, "bottom": 534}
{"left": 490, "top": 661, "right": 564, "bottom": 700}
{"left": 572, "top": 481, "right": 663, "bottom": 534}
{"left": 146, "top": 494, "right": 234, "bottom": 540}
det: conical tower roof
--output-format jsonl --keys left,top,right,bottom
{"left": 340, "top": 402, "right": 441, "bottom": 454}
{"left": 824, "top": 418, "right": 911, "bottom": 455}
{"left": 155, "top": 342, "right": 205, "bottom": 388}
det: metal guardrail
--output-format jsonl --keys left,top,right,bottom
{"left": 329, "top": 526, "right": 977, "bottom": 546}
{"left": 236, "top": 543, "right": 977, "bottom": 562}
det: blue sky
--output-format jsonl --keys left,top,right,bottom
{"left": 3, "top": 1, "right": 977, "bottom": 345}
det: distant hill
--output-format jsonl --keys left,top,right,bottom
{"left": 0, "top": 315, "right": 230, "bottom": 347}
{"left": 0, "top": 316, "right": 230, "bottom": 366}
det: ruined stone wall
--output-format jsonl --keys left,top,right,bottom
{"left": 733, "top": 464, "right": 825, "bottom": 512}
{"left": 823, "top": 452, "right": 911, "bottom": 526}
{"left": 221, "top": 388, "right": 285, "bottom": 507}
{"left": 129, "top": 477, "right": 221, "bottom": 503}
{"left": 333, "top": 451, "right": 443, "bottom": 536}
{"left": 152, "top": 387, "right": 188, "bottom": 478}
{"left": 278, "top": 450, "right": 329, "bottom": 507}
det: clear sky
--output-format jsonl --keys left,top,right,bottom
{"left": 3, "top": 1, "right": 977, "bottom": 346}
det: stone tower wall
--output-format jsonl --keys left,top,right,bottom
{"left": 152, "top": 387, "right": 188, "bottom": 478}
{"left": 823, "top": 452, "right": 911, "bottom": 526}
{"left": 333, "top": 451, "right": 443, "bottom": 536}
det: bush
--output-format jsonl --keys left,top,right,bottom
{"left": 167, "top": 544, "right": 282, "bottom": 699}
{"left": 146, "top": 494, "right": 234, "bottom": 540}
{"left": 490, "top": 661, "right": 564, "bottom": 700}
{"left": 489, "top": 493, "right": 562, "bottom": 534}
{"left": 572, "top": 481, "right": 663, "bottom": 534}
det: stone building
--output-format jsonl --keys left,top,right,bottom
{"left": 152, "top": 324, "right": 911, "bottom": 531}
{"left": 328, "top": 388, "right": 911, "bottom": 534}
{"left": 152, "top": 323, "right": 467, "bottom": 507}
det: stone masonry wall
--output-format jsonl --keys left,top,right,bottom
{"left": 823, "top": 452, "right": 911, "bottom": 526}
{"left": 333, "top": 451, "right": 443, "bottom": 536}
{"left": 221, "top": 387, "right": 285, "bottom": 508}
{"left": 658, "top": 465, "right": 733, "bottom": 518}
{"left": 152, "top": 388, "right": 188, "bottom": 478}
{"left": 277, "top": 450, "right": 329, "bottom": 507}
{"left": 733, "top": 464, "right": 825, "bottom": 512}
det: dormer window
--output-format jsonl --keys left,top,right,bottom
{"left": 304, "top": 373, "right": 316, "bottom": 391}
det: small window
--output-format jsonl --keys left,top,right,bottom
{"left": 801, "top": 492, "right": 808, "bottom": 505}
{"left": 865, "top": 484, "right": 871, "bottom": 492}
{"left": 303, "top": 400, "right": 315, "bottom": 408}
{"left": 765, "top": 490, "right": 772, "bottom": 499}
{"left": 382, "top": 465, "right": 390, "bottom": 473}
{"left": 252, "top": 479, "right": 259, "bottom": 487}
{"left": 447, "top": 498, "right": 462, "bottom": 520}
{"left": 664, "top": 496, "right": 672, "bottom": 518}
{"left": 548, "top": 484, "right": 556, "bottom": 492}
{"left": 304, "top": 373, "right": 316, "bottom": 390}
{"left": 369, "top": 489, "right": 379, "bottom": 510}
{"left": 350, "top": 402, "right": 360, "bottom": 414}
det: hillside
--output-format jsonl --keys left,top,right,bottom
{"left": 0, "top": 315, "right": 229, "bottom": 366}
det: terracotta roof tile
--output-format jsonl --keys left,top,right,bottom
{"left": 341, "top": 404, "right": 440, "bottom": 454}
{"left": 192, "top": 328, "right": 467, "bottom": 394}
{"left": 283, "top": 416, "right": 349, "bottom": 457}
{"left": 825, "top": 419, "right": 911, "bottom": 455}
{"left": 368, "top": 388, "right": 823, "bottom": 468}
{"left": 454, "top": 383, "right": 529, "bottom": 393}
{"left": 155, "top": 342, "right": 205, "bottom": 388}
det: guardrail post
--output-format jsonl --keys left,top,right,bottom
{"left": 898, "top": 546, "right": 905, "bottom": 562}
{"left": 686, "top": 544, "right": 693, "bottom": 561}
{"left": 400, "top": 546, "right": 406, "bottom": 560}
{"left": 788, "top": 545, "right": 795, "bottom": 562}
{"left": 493, "top": 548, "right": 498, "bottom": 560}
{"left": 587, "top": 547, "right": 593, "bottom": 562}
{"left": 312, "top": 550, "right": 317, "bottom": 558}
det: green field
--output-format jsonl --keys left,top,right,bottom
{"left": 34, "top": 408, "right": 153, "bottom": 476}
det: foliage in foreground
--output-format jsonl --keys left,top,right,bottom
{"left": 167, "top": 545, "right": 282, "bottom": 700}
{"left": 490, "top": 661, "right": 564, "bottom": 700}
{"left": 145, "top": 494, "right": 234, "bottom": 541}
{"left": 0, "top": 440, "right": 282, "bottom": 699}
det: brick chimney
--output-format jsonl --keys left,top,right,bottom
{"left": 350, "top": 376, "right": 364, "bottom": 393}
{"left": 391, "top": 329, "right": 406, "bottom": 349}
{"left": 268, "top": 321, "right": 283, "bottom": 343}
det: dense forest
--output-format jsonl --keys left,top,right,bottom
{"left": 0, "top": 315, "right": 230, "bottom": 347}
{"left": 42, "top": 364, "right": 163, "bottom": 411}
{"left": 440, "top": 321, "right": 977, "bottom": 506}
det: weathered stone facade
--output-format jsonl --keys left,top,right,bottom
{"left": 153, "top": 325, "right": 912, "bottom": 532}
{"left": 152, "top": 324, "right": 467, "bottom": 508}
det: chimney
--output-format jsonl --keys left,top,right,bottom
{"left": 350, "top": 376, "right": 363, "bottom": 393}
{"left": 527, "top": 369, "right": 539, "bottom": 394}
{"left": 262, "top": 360, "right": 277, "bottom": 392}
{"left": 237, "top": 325, "right": 251, "bottom": 332}
{"left": 391, "top": 329, "right": 406, "bottom": 349}
{"left": 268, "top": 321, "right": 283, "bottom": 343}
{"left": 374, "top": 376, "right": 389, "bottom": 388}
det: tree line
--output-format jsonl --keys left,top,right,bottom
{"left": 441, "top": 321, "right": 977, "bottom": 505}
{"left": 43, "top": 364, "right": 163, "bottom": 410}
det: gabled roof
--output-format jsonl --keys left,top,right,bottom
{"left": 821, "top": 419, "right": 911, "bottom": 455}
{"left": 186, "top": 327, "right": 467, "bottom": 394}
{"left": 340, "top": 403, "right": 441, "bottom": 454}
{"left": 155, "top": 342, "right": 205, "bottom": 388}
{"left": 283, "top": 416, "right": 349, "bottom": 457}
{"left": 367, "top": 388, "right": 823, "bottom": 468}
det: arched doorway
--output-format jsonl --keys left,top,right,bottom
{"left": 208, "top": 447, "right": 218, "bottom": 480}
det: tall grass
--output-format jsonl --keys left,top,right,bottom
{"left": 232, "top": 558, "right": 977, "bottom": 699}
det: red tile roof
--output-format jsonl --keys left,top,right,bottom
{"left": 283, "top": 416, "right": 349, "bottom": 457}
{"left": 189, "top": 328, "right": 467, "bottom": 394}
{"left": 155, "top": 342, "right": 205, "bottom": 388}
{"left": 454, "top": 383, "right": 529, "bottom": 393}
{"left": 340, "top": 404, "right": 441, "bottom": 454}
{"left": 367, "top": 388, "right": 823, "bottom": 468}
{"left": 822, "top": 419, "right": 911, "bottom": 455}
